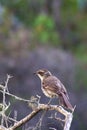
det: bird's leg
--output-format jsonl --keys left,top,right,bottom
{"left": 47, "top": 98, "right": 52, "bottom": 105}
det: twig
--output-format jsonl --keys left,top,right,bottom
{"left": 49, "top": 112, "right": 65, "bottom": 122}
{"left": 9, "top": 108, "right": 42, "bottom": 130}
{"left": 0, "top": 75, "right": 74, "bottom": 130}
{"left": 1, "top": 75, "right": 11, "bottom": 126}
{"left": 49, "top": 127, "right": 57, "bottom": 130}
{"left": 32, "top": 110, "right": 46, "bottom": 130}
{"left": 8, "top": 104, "right": 74, "bottom": 130}
{"left": 13, "top": 111, "right": 18, "bottom": 124}
{"left": 5, "top": 115, "right": 18, "bottom": 123}
{"left": 0, "top": 90, "right": 29, "bottom": 103}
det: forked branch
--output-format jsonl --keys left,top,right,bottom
{"left": 0, "top": 76, "right": 74, "bottom": 130}
{"left": 8, "top": 103, "right": 74, "bottom": 130}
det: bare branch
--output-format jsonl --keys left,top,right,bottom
{"left": 8, "top": 104, "right": 74, "bottom": 130}
{"left": 13, "top": 111, "right": 18, "bottom": 124}
{"left": 0, "top": 75, "right": 74, "bottom": 130}
{"left": 0, "top": 90, "right": 29, "bottom": 103}
{"left": 32, "top": 110, "right": 46, "bottom": 130}
{"left": 1, "top": 75, "right": 11, "bottom": 126}
{"left": 49, "top": 127, "right": 57, "bottom": 130}
{"left": 48, "top": 112, "right": 65, "bottom": 123}
{"left": 9, "top": 108, "right": 42, "bottom": 130}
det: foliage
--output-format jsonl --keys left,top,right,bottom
{"left": 75, "top": 44, "right": 87, "bottom": 60}
{"left": 0, "top": 0, "right": 43, "bottom": 26}
{"left": 33, "top": 14, "right": 60, "bottom": 45}
{"left": 0, "top": 0, "right": 87, "bottom": 51}
{"left": 61, "top": 0, "right": 78, "bottom": 22}
{"left": 75, "top": 63, "right": 87, "bottom": 91}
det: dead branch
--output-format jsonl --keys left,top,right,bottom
{"left": 32, "top": 110, "right": 46, "bottom": 130}
{"left": 9, "top": 108, "right": 42, "bottom": 130}
{"left": 1, "top": 75, "right": 11, "bottom": 126}
{"left": 0, "top": 76, "right": 74, "bottom": 130}
{"left": 8, "top": 103, "right": 74, "bottom": 130}
{"left": 0, "top": 90, "right": 29, "bottom": 103}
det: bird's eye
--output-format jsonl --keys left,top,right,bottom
{"left": 38, "top": 72, "right": 44, "bottom": 76}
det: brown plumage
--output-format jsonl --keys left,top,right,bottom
{"left": 35, "top": 69, "right": 73, "bottom": 111}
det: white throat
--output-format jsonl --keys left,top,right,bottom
{"left": 38, "top": 74, "right": 44, "bottom": 81}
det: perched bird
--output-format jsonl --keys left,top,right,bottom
{"left": 34, "top": 69, "right": 73, "bottom": 111}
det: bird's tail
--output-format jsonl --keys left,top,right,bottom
{"left": 59, "top": 93, "right": 73, "bottom": 111}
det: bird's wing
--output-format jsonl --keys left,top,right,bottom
{"left": 55, "top": 77, "right": 69, "bottom": 99}
{"left": 43, "top": 76, "right": 60, "bottom": 93}
{"left": 59, "top": 82, "right": 69, "bottom": 99}
{"left": 43, "top": 76, "right": 69, "bottom": 99}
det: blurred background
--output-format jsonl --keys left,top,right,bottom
{"left": 0, "top": 0, "right": 87, "bottom": 130}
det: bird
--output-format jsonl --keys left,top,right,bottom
{"left": 34, "top": 69, "right": 73, "bottom": 111}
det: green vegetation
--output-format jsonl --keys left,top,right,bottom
{"left": 75, "top": 64, "right": 87, "bottom": 91}
{"left": 0, "top": 0, "right": 87, "bottom": 61}
{"left": 33, "top": 14, "right": 59, "bottom": 44}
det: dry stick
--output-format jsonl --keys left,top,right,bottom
{"left": 40, "top": 104, "right": 73, "bottom": 130}
{"left": 5, "top": 115, "right": 18, "bottom": 123}
{"left": 0, "top": 79, "right": 30, "bottom": 103}
{"left": 0, "top": 90, "right": 29, "bottom": 103}
{"left": 9, "top": 108, "right": 42, "bottom": 130}
{"left": 32, "top": 110, "right": 46, "bottom": 130}
{"left": 0, "top": 76, "right": 73, "bottom": 130}
{"left": 1, "top": 75, "right": 10, "bottom": 126}
{"left": 9, "top": 104, "right": 74, "bottom": 130}
{"left": 13, "top": 111, "right": 18, "bottom": 124}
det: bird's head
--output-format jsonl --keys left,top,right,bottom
{"left": 34, "top": 69, "right": 52, "bottom": 81}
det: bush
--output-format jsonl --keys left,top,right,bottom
{"left": 33, "top": 14, "right": 60, "bottom": 45}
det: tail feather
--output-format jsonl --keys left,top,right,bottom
{"left": 59, "top": 93, "right": 73, "bottom": 111}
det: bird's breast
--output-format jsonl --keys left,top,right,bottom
{"left": 41, "top": 84, "right": 58, "bottom": 98}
